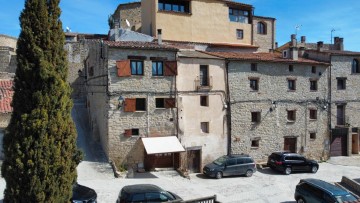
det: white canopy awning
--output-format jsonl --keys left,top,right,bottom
{"left": 142, "top": 136, "right": 185, "bottom": 155}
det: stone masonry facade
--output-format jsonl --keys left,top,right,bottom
{"left": 229, "top": 61, "right": 330, "bottom": 161}
{"left": 253, "top": 16, "right": 276, "bottom": 53}
{"left": 0, "top": 35, "right": 17, "bottom": 74}
{"left": 112, "top": 2, "right": 142, "bottom": 32}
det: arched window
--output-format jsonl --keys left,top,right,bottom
{"left": 257, "top": 22, "right": 267, "bottom": 34}
{"left": 352, "top": 59, "right": 360, "bottom": 73}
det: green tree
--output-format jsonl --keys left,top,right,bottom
{"left": 1, "top": 0, "right": 82, "bottom": 202}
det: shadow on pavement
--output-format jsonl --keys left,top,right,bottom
{"left": 257, "top": 168, "right": 284, "bottom": 176}
{"left": 132, "top": 172, "right": 159, "bottom": 179}
{"left": 195, "top": 174, "right": 210, "bottom": 179}
{"left": 280, "top": 201, "right": 296, "bottom": 203}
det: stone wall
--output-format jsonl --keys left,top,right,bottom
{"left": 0, "top": 35, "right": 17, "bottom": 73}
{"left": 228, "top": 61, "right": 330, "bottom": 161}
{"left": 253, "top": 17, "right": 276, "bottom": 53}
{"left": 113, "top": 2, "right": 142, "bottom": 32}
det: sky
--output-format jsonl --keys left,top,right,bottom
{"left": 0, "top": 0, "right": 360, "bottom": 51}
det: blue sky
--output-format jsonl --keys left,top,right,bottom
{"left": 1, "top": 0, "right": 359, "bottom": 51}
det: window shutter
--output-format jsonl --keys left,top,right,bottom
{"left": 124, "top": 129, "right": 132, "bottom": 137}
{"left": 164, "top": 61, "right": 177, "bottom": 76}
{"left": 124, "top": 98, "right": 136, "bottom": 112}
{"left": 116, "top": 60, "right": 131, "bottom": 77}
{"left": 164, "top": 98, "right": 176, "bottom": 108}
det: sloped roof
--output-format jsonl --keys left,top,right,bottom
{"left": 104, "top": 40, "right": 178, "bottom": 51}
{"left": 0, "top": 80, "right": 14, "bottom": 113}
{"left": 306, "top": 49, "right": 360, "bottom": 56}
{"left": 201, "top": 52, "right": 330, "bottom": 66}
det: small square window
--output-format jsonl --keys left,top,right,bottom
{"left": 289, "top": 65, "right": 294, "bottom": 72}
{"left": 200, "top": 96, "right": 209, "bottom": 106}
{"left": 310, "top": 132, "right": 316, "bottom": 139}
{"left": 155, "top": 98, "right": 165, "bottom": 108}
{"left": 251, "top": 140, "right": 260, "bottom": 148}
{"left": 132, "top": 129, "right": 139, "bottom": 136}
{"left": 201, "top": 122, "right": 209, "bottom": 133}
{"left": 288, "top": 79, "right": 296, "bottom": 91}
{"left": 310, "top": 80, "right": 318, "bottom": 91}
{"left": 131, "top": 60, "right": 144, "bottom": 75}
{"left": 337, "top": 78, "right": 346, "bottom": 90}
{"left": 312, "top": 66, "right": 316, "bottom": 73}
{"left": 287, "top": 110, "right": 296, "bottom": 122}
{"left": 136, "top": 98, "right": 146, "bottom": 111}
{"left": 251, "top": 112, "right": 261, "bottom": 123}
{"left": 152, "top": 61, "right": 163, "bottom": 76}
{"left": 250, "top": 79, "right": 259, "bottom": 91}
{"left": 309, "top": 109, "right": 317, "bottom": 120}
{"left": 236, "top": 29, "right": 244, "bottom": 39}
{"left": 251, "top": 63, "right": 257, "bottom": 71}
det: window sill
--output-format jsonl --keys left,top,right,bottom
{"left": 257, "top": 33, "right": 267, "bottom": 35}
{"left": 158, "top": 10, "right": 192, "bottom": 16}
{"left": 152, "top": 75, "right": 165, "bottom": 78}
{"left": 287, "top": 90, "right": 296, "bottom": 92}
{"left": 310, "top": 138, "right": 316, "bottom": 141}
{"left": 131, "top": 75, "right": 144, "bottom": 77}
{"left": 237, "top": 38, "right": 244, "bottom": 40}
{"left": 251, "top": 147, "right": 259, "bottom": 150}
{"left": 287, "top": 120, "right": 296, "bottom": 123}
{"left": 310, "top": 90, "right": 318, "bottom": 92}
{"left": 155, "top": 107, "right": 166, "bottom": 109}
{"left": 134, "top": 111, "right": 147, "bottom": 113}
{"left": 309, "top": 119, "right": 317, "bottom": 121}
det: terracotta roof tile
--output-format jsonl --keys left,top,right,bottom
{"left": 0, "top": 80, "right": 14, "bottom": 113}
{"left": 156, "top": 39, "right": 259, "bottom": 49}
{"left": 104, "top": 40, "right": 178, "bottom": 51}
{"left": 306, "top": 49, "right": 360, "bottom": 56}
{"left": 201, "top": 52, "right": 330, "bottom": 66}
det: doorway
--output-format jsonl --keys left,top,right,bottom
{"left": 187, "top": 149, "right": 201, "bottom": 173}
{"left": 352, "top": 134, "right": 359, "bottom": 154}
{"left": 284, "top": 137, "right": 297, "bottom": 153}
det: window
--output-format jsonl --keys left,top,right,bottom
{"left": 251, "top": 112, "right": 261, "bottom": 123}
{"left": 226, "top": 159, "right": 236, "bottom": 166}
{"left": 337, "top": 78, "right": 346, "bottom": 90}
{"left": 352, "top": 59, "right": 360, "bottom": 73}
{"left": 158, "top": 0, "right": 190, "bottom": 13}
{"left": 200, "top": 96, "right": 208, "bottom": 107}
{"left": 124, "top": 128, "right": 139, "bottom": 137}
{"left": 201, "top": 122, "right": 209, "bottom": 133}
{"left": 312, "top": 66, "right": 316, "bottom": 73}
{"left": 289, "top": 65, "right": 294, "bottom": 72}
{"left": 309, "top": 109, "right": 317, "bottom": 120}
{"left": 229, "top": 8, "right": 249, "bottom": 24}
{"left": 152, "top": 61, "right": 163, "bottom": 76}
{"left": 251, "top": 139, "right": 260, "bottom": 148}
{"left": 124, "top": 98, "right": 147, "bottom": 112}
{"left": 251, "top": 63, "right": 257, "bottom": 71}
{"left": 136, "top": 98, "right": 146, "bottom": 111}
{"left": 310, "top": 132, "right": 316, "bottom": 140}
{"left": 155, "top": 98, "right": 176, "bottom": 109}
{"left": 131, "top": 60, "right": 143, "bottom": 75}
{"left": 310, "top": 80, "right": 318, "bottom": 91}
{"left": 250, "top": 78, "right": 259, "bottom": 91}
{"left": 287, "top": 110, "right": 296, "bottom": 122}
{"left": 257, "top": 22, "right": 266, "bottom": 34}
{"left": 288, "top": 79, "right": 296, "bottom": 91}
{"left": 199, "top": 65, "right": 209, "bottom": 86}
{"left": 336, "top": 104, "right": 346, "bottom": 126}
{"left": 236, "top": 29, "right": 244, "bottom": 39}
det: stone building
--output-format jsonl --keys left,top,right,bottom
{"left": 0, "top": 34, "right": 17, "bottom": 74}
{"left": 204, "top": 43, "right": 331, "bottom": 161}
{"left": 112, "top": 2, "right": 142, "bottom": 32}
{"left": 0, "top": 80, "right": 14, "bottom": 159}
{"left": 305, "top": 45, "right": 360, "bottom": 156}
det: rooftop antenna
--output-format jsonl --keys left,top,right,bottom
{"left": 331, "top": 28, "right": 336, "bottom": 44}
{"left": 125, "top": 19, "right": 131, "bottom": 29}
{"left": 295, "top": 24, "right": 302, "bottom": 36}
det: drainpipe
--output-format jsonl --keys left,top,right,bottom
{"left": 328, "top": 56, "right": 333, "bottom": 153}
{"left": 272, "top": 18, "right": 275, "bottom": 50}
{"left": 225, "top": 60, "right": 232, "bottom": 155}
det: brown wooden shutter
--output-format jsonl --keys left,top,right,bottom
{"left": 164, "top": 98, "right": 176, "bottom": 108}
{"left": 164, "top": 61, "right": 177, "bottom": 76}
{"left": 116, "top": 60, "right": 131, "bottom": 77}
{"left": 124, "top": 98, "right": 136, "bottom": 112}
{"left": 124, "top": 129, "right": 132, "bottom": 137}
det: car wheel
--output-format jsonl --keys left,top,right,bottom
{"left": 285, "top": 167, "right": 292, "bottom": 175}
{"left": 245, "top": 170, "right": 253, "bottom": 177}
{"left": 215, "top": 171, "right": 222, "bottom": 179}
{"left": 311, "top": 166, "right": 318, "bottom": 173}
{"left": 297, "top": 197, "right": 306, "bottom": 203}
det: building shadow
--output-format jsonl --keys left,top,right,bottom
{"left": 256, "top": 168, "right": 284, "bottom": 176}
{"left": 280, "top": 201, "right": 296, "bottom": 203}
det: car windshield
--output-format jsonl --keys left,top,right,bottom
{"left": 335, "top": 194, "right": 357, "bottom": 202}
{"left": 213, "top": 156, "right": 227, "bottom": 166}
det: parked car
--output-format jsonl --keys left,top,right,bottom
{"left": 267, "top": 152, "right": 318, "bottom": 175}
{"left": 295, "top": 178, "right": 359, "bottom": 203}
{"left": 71, "top": 182, "right": 97, "bottom": 203}
{"left": 203, "top": 154, "right": 256, "bottom": 179}
{"left": 116, "top": 184, "right": 182, "bottom": 203}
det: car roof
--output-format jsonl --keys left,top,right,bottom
{"left": 228, "top": 154, "right": 251, "bottom": 158}
{"left": 300, "top": 179, "right": 349, "bottom": 196}
{"left": 272, "top": 152, "right": 301, "bottom": 156}
{"left": 122, "top": 184, "right": 164, "bottom": 193}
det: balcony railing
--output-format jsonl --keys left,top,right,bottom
{"left": 195, "top": 76, "right": 213, "bottom": 91}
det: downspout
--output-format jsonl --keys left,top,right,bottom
{"left": 328, "top": 56, "right": 332, "bottom": 153}
{"left": 225, "top": 60, "right": 232, "bottom": 155}
{"left": 272, "top": 19, "right": 275, "bottom": 50}
{"left": 251, "top": 8, "right": 254, "bottom": 46}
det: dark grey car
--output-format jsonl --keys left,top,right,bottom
{"left": 203, "top": 154, "right": 256, "bottom": 179}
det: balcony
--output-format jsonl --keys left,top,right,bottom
{"left": 195, "top": 76, "right": 213, "bottom": 91}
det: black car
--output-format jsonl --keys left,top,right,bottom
{"left": 116, "top": 184, "right": 182, "bottom": 203}
{"left": 267, "top": 152, "right": 318, "bottom": 175}
{"left": 203, "top": 154, "right": 256, "bottom": 179}
{"left": 295, "top": 178, "right": 358, "bottom": 203}
{"left": 71, "top": 183, "right": 97, "bottom": 203}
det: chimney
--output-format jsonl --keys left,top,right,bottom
{"left": 334, "top": 37, "right": 344, "bottom": 51}
{"left": 339, "top": 38, "right": 344, "bottom": 51}
{"left": 157, "top": 29, "right": 162, "bottom": 45}
{"left": 290, "top": 34, "right": 297, "bottom": 47}
{"left": 317, "top": 41, "right": 324, "bottom": 52}
{"left": 301, "top": 36, "right": 306, "bottom": 43}
{"left": 275, "top": 42, "right": 278, "bottom": 49}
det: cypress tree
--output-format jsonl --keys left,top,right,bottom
{"left": 1, "top": 0, "right": 82, "bottom": 202}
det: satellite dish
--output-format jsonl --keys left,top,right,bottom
{"left": 126, "top": 19, "right": 131, "bottom": 28}
{"left": 66, "top": 26, "right": 71, "bottom": 32}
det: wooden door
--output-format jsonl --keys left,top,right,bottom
{"left": 331, "top": 129, "right": 348, "bottom": 156}
{"left": 187, "top": 150, "right": 201, "bottom": 173}
{"left": 284, "top": 138, "right": 297, "bottom": 153}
